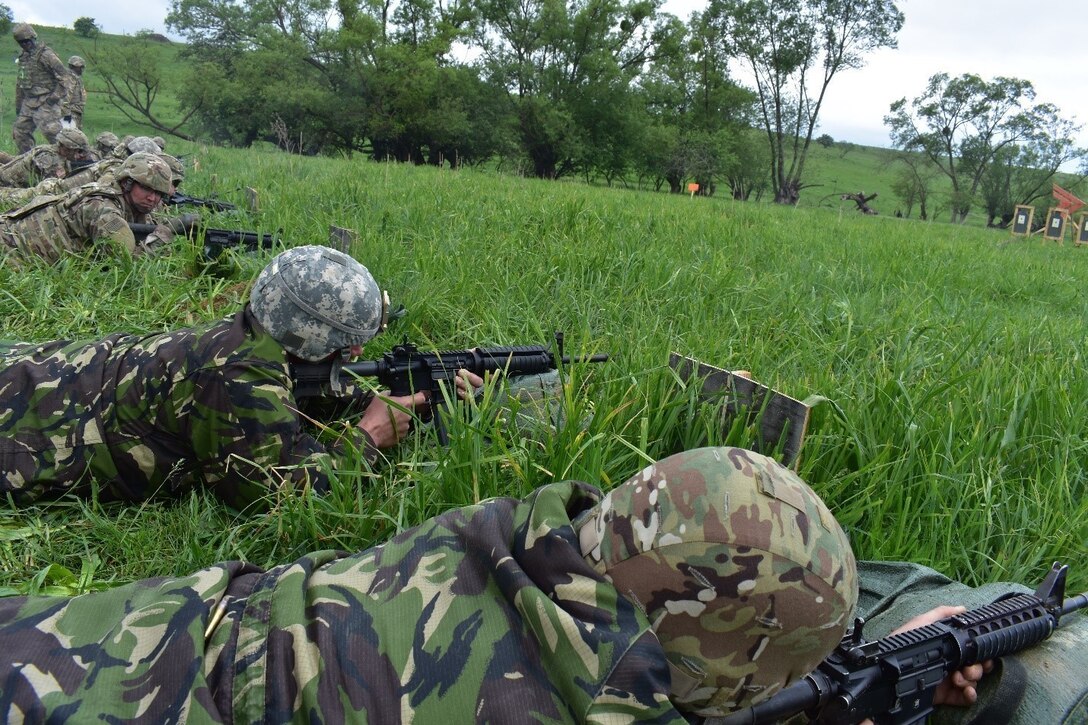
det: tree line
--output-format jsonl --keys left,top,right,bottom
{"left": 92, "top": 0, "right": 1087, "bottom": 220}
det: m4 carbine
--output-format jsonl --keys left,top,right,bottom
{"left": 290, "top": 334, "right": 608, "bottom": 444}
{"left": 129, "top": 220, "right": 278, "bottom": 260}
{"left": 717, "top": 561, "right": 1088, "bottom": 725}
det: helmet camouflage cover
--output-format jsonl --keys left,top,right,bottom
{"left": 12, "top": 23, "right": 36, "bottom": 41}
{"left": 56, "top": 127, "right": 89, "bottom": 151}
{"left": 68, "top": 55, "right": 85, "bottom": 68}
{"left": 250, "top": 245, "right": 385, "bottom": 361}
{"left": 125, "top": 136, "right": 161, "bottom": 155}
{"left": 575, "top": 446, "right": 858, "bottom": 717}
{"left": 159, "top": 154, "right": 185, "bottom": 185}
{"left": 117, "top": 152, "right": 173, "bottom": 194}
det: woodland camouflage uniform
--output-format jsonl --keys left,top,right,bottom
{"left": 13, "top": 25, "right": 73, "bottom": 153}
{"left": 0, "top": 306, "right": 378, "bottom": 510}
{"left": 0, "top": 447, "right": 858, "bottom": 723}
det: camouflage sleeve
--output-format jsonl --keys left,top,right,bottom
{"left": 42, "top": 50, "right": 73, "bottom": 109}
{"left": 180, "top": 361, "right": 367, "bottom": 508}
{"left": 32, "top": 150, "right": 64, "bottom": 180}
{"left": 69, "top": 196, "right": 138, "bottom": 257}
{"left": 0, "top": 560, "right": 261, "bottom": 722}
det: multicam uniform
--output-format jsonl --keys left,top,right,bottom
{"left": 14, "top": 41, "right": 72, "bottom": 153}
{"left": 0, "top": 447, "right": 854, "bottom": 723}
{"left": 66, "top": 62, "right": 87, "bottom": 129}
{"left": 0, "top": 144, "right": 65, "bottom": 188}
{"left": 0, "top": 179, "right": 148, "bottom": 265}
{"left": 0, "top": 306, "right": 377, "bottom": 509}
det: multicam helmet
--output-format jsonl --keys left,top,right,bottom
{"left": 117, "top": 152, "right": 173, "bottom": 195}
{"left": 95, "top": 131, "right": 120, "bottom": 155}
{"left": 12, "top": 23, "right": 36, "bottom": 41}
{"left": 68, "top": 55, "right": 85, "bottom": 69}
{"left": 250, "top": 246, "right": 386, "bottom": 361}
{"left": 575, "top": 446, "right": 858, "bottom": 718}
{"left": 152, "top": 136, "right": 166, "bottom": 150}
{"left": 158, "top": 154, "right": 184, "bottom": 186}
{"left": 56, "top": 127, "right": 89, "bottom": 151}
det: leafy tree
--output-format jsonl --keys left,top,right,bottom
{"left": 92, "top": 41, "right": 201, "bottom": 140}
{"left": 883, "top": 73, "right": 1082, "bottom": 224}
{"left": 73, "top": 17, "right": 100, "bottom": 38}
{"left": 816, "top": 133, "right": 834, "bottom": 148}
{"left": 0, "top": 5, "right": 13, "bottom": 36}
{"left": 705, "top": 0, "right": 903, "bottom": 205}
{"left": 887, "top": 151, "right": 941, "bottom": 220}
{"left": 474, "top": 0, "right": 663, "bottom": 179}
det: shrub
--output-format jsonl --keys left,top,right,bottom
{"left": 73, "top": 17, "right": 99, "bottom": 38}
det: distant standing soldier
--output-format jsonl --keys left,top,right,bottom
{"left": 12, "top": 23, "right": 73, "bottom": 153}
{"left": 0, "top": 128, "right": 92, "bottom": 189}
{"left": 0, "top": 152, "right": 176, "bottom": 266}
{"left": 66, "top": 56, "right": 87, "bottom": 129}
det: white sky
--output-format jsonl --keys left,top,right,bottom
{"left": 13, "top": 0, "right": 1088, "bottom": 152}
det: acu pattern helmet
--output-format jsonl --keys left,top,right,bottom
{"left": 575, "top": 446, "right": 858, "bottom": 718}
{"left": 250, "top": 245, "right": 385, "bottom": 361}
{"left": 117, "top": 152, "right": 173, "bottom": 195}
{"left": 12, "top": 23, "right": 36, "bottom": 41}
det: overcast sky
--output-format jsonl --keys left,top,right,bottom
{"left": 13, "top": 0, "right": 1088, "bottom": 151}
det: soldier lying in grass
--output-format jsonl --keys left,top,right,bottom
{"left": 3, "top": 447, "right": 1080, "bottom": 723}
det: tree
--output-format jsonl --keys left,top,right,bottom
{"left": 883, "top": 73, "right": 1081, "bottom": 224}
{"left": 887, "top": 150, "right": 941, "bottom": 220}
{"left": 92, "top": 41, "right": 202, "bottom": 141}
{"left": 705, "top": 0, "right": 903, "bottom": 205}
{"left": 474, "top": 0, "right": 663, "bottom": 179}
{"left": 73, "top": 17, "right": 100, "bottom": 38}
{"left": 0, "top": 5, "right": 13, "bottom": 36}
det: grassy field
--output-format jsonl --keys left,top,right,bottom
{"left": 1, "top": 144, "right": 1086, "bottom": 598}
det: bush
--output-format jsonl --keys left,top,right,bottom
{"left": 0, "top": 5, "right": 13, "bottom": 36}
{"left": 816, "top": 133, "right": 835, "bottom": 148}
{"left": 73, "top": 17, "right": 99, "bottom": 38}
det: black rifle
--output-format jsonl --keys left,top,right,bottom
{"left": 717, "top": 561, "right": 1088, "bottom": 725}
{"left": 66, "top": 158, "right": 96, "bottom": 175}
{"left": 290, "top": 333, "right": 608, "bottom": 444}
{"left": 129, "top": 221, "right": 279, "bottom": 260}
{"left": 165, "top": 192, "right": 237, "bottom": 213}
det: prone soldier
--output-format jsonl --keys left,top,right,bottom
{"left": 0, "top": 246, "right": 466, "bottom": 508}
{"left": 0, "top": 152, "right": 176, "bottom": 266}
{"left": 12, "top": 23, "right": 73, "bottom": 153}
{"left": 0, "top": 127, "right": 92, "bottom": 190}
{"left": 2, "top": 447, "right": 1076, "bottom": 722}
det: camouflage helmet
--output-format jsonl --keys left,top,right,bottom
{"left": 12, "top": 23, "right": 36, "bottom": 41}
{"left": 152, "top": 136, "right": 166, "bottom": 150}
{"left": 125, "top": 136, "right": 161, "bottom": 155}
{"left": 68, "top": 55, "right": 85, "bottom": 69}
{"left": 575, "top": 447, "right": 858, "bottom": 718}
{"left": 250, "top": 245, "right": 386, "bottom": 361}
{"left": 158, "top": 154, "right": 185, "bottom": 185}
{"left": 56, "top": 127, "right": 89, "bottom": 151}
{"left": 117, "top": 152, "right": 173, "bottom": 195}
{"left": 95, "top": 131, "right": 120, "bottom": 154}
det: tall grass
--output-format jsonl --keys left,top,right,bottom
{"left": 1, "top": 146, "right": 1086, "bottom": 597}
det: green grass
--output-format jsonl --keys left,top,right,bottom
{"left": 1, "top": 146, "right": 1086, "bottom": 598}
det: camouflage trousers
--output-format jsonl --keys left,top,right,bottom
{"left": 13, "top": 99, "right": 62, "bottom": 154}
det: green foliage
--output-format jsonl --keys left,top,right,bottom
{"left": 817, "top": 133, "right": 834, "bottom": 148}
{"left": 1, "top": 149, "right": 1086, "bottom": 597}
{"left": 73, "top": 16, "right": 99, "bottom": 38}
{"left": 0, "top": 4, "right": 12, "bottom": 36}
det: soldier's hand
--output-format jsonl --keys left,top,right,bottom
{"left": 453, "top": 369, "right": 483, "bottom": 401}
{"left": 357, "top": 391, "right": 428, "bottom": 448}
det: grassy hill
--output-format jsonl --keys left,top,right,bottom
{"left": 0, "top": 24, "right": 188, "bottom": 153}
{"left": 1, "top": 144, "right": 1084, "bottom": 597}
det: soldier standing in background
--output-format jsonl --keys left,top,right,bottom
{"left": 12, "top": 23, "right": 73, "bottom": 153}
{"left": 65, "top": 56, "right": 87, "bottom": 129}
